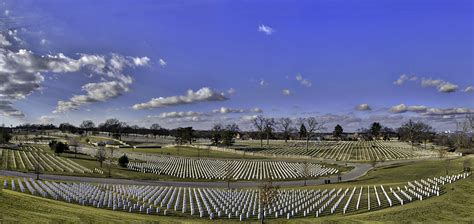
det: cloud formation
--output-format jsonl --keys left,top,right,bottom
{"left": 0, "top": 28, "right": 149, "bottom": 117}
{"left": 150, "top": 111, "right": 203, "bottom": 119}
{"left": 393, "top": 74, "right": 468, "bottom": 93}
{"left": 159, "top": 58, "right": 166, "bottom": 67}
{"left": 355, "top": 103, "right": 371, "bottom": 111}
{"left": 389, "top": 104, "right": 427, "bottom": 113}
{"left": 421, "top": 78, "right": 458, "bottom": 93}
{"left": 133, "top": 87, "right": 228, "bottom": 110}
{"left": 53, "top": 54, "right": 149, "bottom": 113}
{"left": 462, "top": 86, "right": 473, "bottom": 93}
{"left": 295, "top": 74, "right": 312, "bottom": 87}
{"left": 393, "top": 74, "right": 409, "bottom": 85}
{"left": 212, "top": 107, "right": 262, "bottom": 114}
{"left": 258, "top": 24, "right": 274, "bottom": 35}
{"left": 282, "top": 89, "right": 291, "bottom": 95}
{"left": 389, "top": 103, "right": 474, "bottom": 117}
{"left": 38, "top": 115, "right": 55, "bottom": 124}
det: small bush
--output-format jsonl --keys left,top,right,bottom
{"left": 118, "top": 155, "right": 129, "bottom": 167}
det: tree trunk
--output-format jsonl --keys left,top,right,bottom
{"left": 266, "top": 133, "right": 269, "bottom": 146}
{"left": 260, "top": 135, "right": 263, "bottom": 148}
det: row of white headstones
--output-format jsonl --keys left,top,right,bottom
{"left": 3, "top": 172, "right": 469, "bottom": 220}
{"left": 127, "top": 157, "right": 338, "bottom": 180}
{"left": 3, "top": 147, "right": 93, "bottom": 174}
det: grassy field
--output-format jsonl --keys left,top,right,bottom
{"left": 230, "top": 140, "right": 443, "bottom": 162}
{"left": 116, "top": 146, "right": 265, "bottom": 159}
{"left": 1, "top": 157, "right": 472, "bottom": 223}
{"left": 289, "top": 156, "right": 472, "bottom": 191}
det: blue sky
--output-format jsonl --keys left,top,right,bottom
{"left": 0, "top": 0, "right": 472, "bottom": 131}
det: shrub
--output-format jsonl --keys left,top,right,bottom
{"left": 118, "top": 155, "right": 129, "bottom": 167}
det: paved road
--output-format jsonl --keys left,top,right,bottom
{"left": 1, "top": 163, "right": 373, "bottom": 188}
{"left": 0, "top": 157, "right": 440, "bottom": 188}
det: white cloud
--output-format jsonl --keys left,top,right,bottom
{"left": 295, "top": 74, "right": 312, "bottom": 87}
{"left": 282, "top": 89, "right": 291, "bottom": 95}
{"left": 0, "top": 46, "right": 145, "bottom": 116}
{"left": 227, "top": 88, "right": 235, "bottom": 94}
{"left": 52, "top": 54, "right": 149, "bottom": 113}
{"left": 40, "top": 38, "right": 48, "bottom": 45}
{"left": 389, "top": 104, "right": 427, "bottom": 113}
{"left": 149, "top": 111, "right": 203, "bottom": 119}
{"left": 437, "top": 82, "right": 458, "bottom": 93}
{"left": 212, "top": 107, "right": 262, "bottom": 114}
{"left": 258, "top": 24, "right": 274, "bottom": 35}
{"left": 0, "top": 100, "right": 24, "bottom": 117}
{"left": 393, "top": 74, "right": 409, "bottom": 85}
{"left": 159, "top": 58, "right": 167, "bottom": 67}
{"left": 240, "top": 115, "right": 258, "bottom": 122}
{"left": 132, "top": 87, "right": 228, "bottom": 110}
{"left": 39, "top": 115, "right": 55, "bottom": 124}
{"left": 463, "top": 86, "right": 474, "bottom": 93}
{"left": 389, "top": 104, "right": 473, "bottom": 117}
{"left": 0, "top": 34, "right": 11, "bottom": 47}
{"left": 259, "top": 79, "right": 268, "bottom": 86}
{"left": 132, "top": 56, "right": 150, "bottom": 66}
{"left": 421, "top": 78, "right": 458, "bottom": 93}
{"left": 355, "top": 103, "right": 371, "bottom": 111}
{"left": 422, "top": 107, "right": 474, "bottom": 116}
{"left": 4, "top": 10, "right": 10, "bottom": 16}
{"left": 54, "top": 80, "right": 130, "bottom": 113}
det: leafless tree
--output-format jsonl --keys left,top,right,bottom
{"left": 263, "top": 118, "right": 275, "bottom": 146}
{"left": 107, "top": 147, "right": 116, "bottom": 177}
{"left": 278, "top": 117, "right": 293, "bottom": 143}
{"left": 69, "top": 138, "right": 79, "bottom": 158}
{"left": 252, "top": 116, "right": 266, "bottom": 148}
{"left": 96, "top": 146, "right": 106, "bottom": 168}
{"left": 298, "top": 117, "right": 324, "bottom": 152}
{"left": 259, "top": 180, "right": 279, "bottom": 224}
{"left": 455, "top": 118, "right": 473, "bottom": 153}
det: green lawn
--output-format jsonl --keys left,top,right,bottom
{"left": 1, "top": 173, "right": 472, "bottom": 223}
{"left": 117, "top": 146, "right": 266, "bottom": 159}
{"left": 0, "top": 156, "right": 472, "bottom": 223}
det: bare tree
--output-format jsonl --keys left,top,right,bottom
{"left": 107, "top": 147, "right": 115, "bottom": 177}
{"left": 455, "top": 118, "right": 473, "bottom": 153}
{"left": 298, "top": 117, "right": 324, "bottom": 152}
{"left": 252, "top": 116, "right": 266, "bottom": 148}
{"left": 278, "top": 117, "right": 293, "bottom": 143}
{"left": 150, "top": 123, "right": 162, "bottom": 139}
{"left": 263, "top": 118, "right": 275, "bottom": 146}
{"left": 69, "top": 138, "right": 79, "bottom": 158}
{"left": 259, "top": 180, "right": 279, "bottom": 224}
{"left": 398, "top": 120, "right": 424, "bottom": 150}
{"left": 96, "top": 146, "right": 106, "bottom": 168}
{"left": 80, "top": 120, "right": 95, "bottom": 136}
